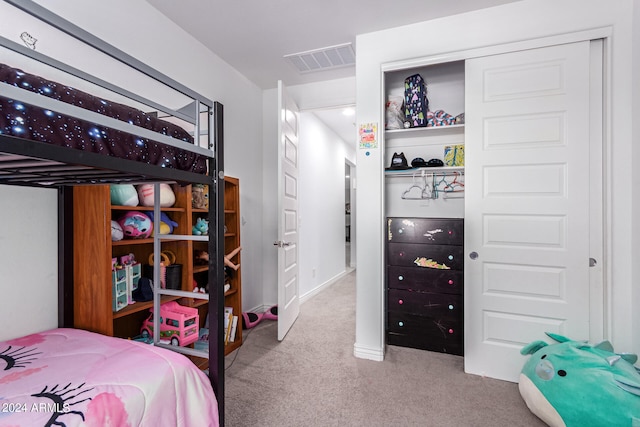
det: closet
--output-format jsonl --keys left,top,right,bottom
{"left": 380, "top": 40, "right": 602, "bottom": 381}
{"left": 384, "top": 60, "right": 466, "bottom": 356}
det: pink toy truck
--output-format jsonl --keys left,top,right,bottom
{"left": 140, "top": 301, "right": 199, "bottom": 347}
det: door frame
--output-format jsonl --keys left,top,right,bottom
{"left": 377, "top": 27, "right": 612, "bottom": 356}
{"left": 346, "top": 158, "right": 356, "bottom": 271}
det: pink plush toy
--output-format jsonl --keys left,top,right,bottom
{"left": 117, "top": 211, "right": 153, "bottom": 239}
{"left": 137, "top": 183, "right": 176, "bottom": 207}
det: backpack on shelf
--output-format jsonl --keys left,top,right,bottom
{"left": 403, "top": 73, "right": 429, "bottom": 128}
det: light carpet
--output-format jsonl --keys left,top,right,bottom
{"left": 224, "top": 271, "right": 545, "bottom": 427}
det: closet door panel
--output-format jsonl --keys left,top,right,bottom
{"left": 464, "top": 41, "right": 594, "bottom": 382}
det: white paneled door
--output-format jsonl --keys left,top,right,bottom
{"left": 276, "top": 80, "right": 300, "bottom": 341}
{"left": 464, "top": 41, "right": 601, "bottom": 382}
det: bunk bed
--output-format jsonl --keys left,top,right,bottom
{"left": 0, "top": 1, "right": 225, "bottom": 426}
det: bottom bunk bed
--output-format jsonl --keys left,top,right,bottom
{"left": 0, "top": 328, "right": 218, "bottom": 426}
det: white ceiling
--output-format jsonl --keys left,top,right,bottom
{"left": 146, "top": 0, "right": 521, "bottom": 143}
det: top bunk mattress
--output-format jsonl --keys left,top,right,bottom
{"left": 0, "top": 62, "right": 208, "bottom": 175}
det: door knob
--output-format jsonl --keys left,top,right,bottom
{"left": 469, "top": 251, "right": 478, "bottom": 260}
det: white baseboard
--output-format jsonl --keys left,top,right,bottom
{"left": 353, "top": 342, "right": 385, "bottom": 361}
{"left": 245, "top": 304, "right": 272, "bottom": 314}
{"left": 299, "top": 270, "right": 349, "bottom": 305}
{"left": 246, "top": 269, "right": 352, "bottom": 313}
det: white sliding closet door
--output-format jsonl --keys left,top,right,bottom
{"left": 464, "top": 41, "right": 596, "bottom": 382}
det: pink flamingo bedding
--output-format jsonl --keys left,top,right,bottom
{"left": 0, "top": 328, "right": 218, "bottom": 427}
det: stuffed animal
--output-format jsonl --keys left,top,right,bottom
{"left": 144, "top": 211, "right": 178, "bottom": 235}
{"left": 117, "top": 211, "right": 153, "bottom": 239}
{"left": 192, "top": 184, "right": 209, "bottom": 209}
{"left": 519, "top": 332, "right": 640, "bottom": 427}
{"left": 110, "top": 220, "right": 124, "bottom": 241}
{"left": 192, "top": 217, "right": 208, "bottom": 235}
{"left": 110, "top": 184, "right": 139, "bottom": 206}
{"left": 136, "top": 183, "right": 176, "bottom": 207}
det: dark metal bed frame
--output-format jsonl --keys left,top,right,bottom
{"left": 0, "top": 1, "right": 226, "bottom": 423}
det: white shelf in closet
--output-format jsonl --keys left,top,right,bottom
{"left": 385, "top": 124, "right": 464, "bottom": 149}
{"left": 385, "top": 166, "right": 464, "bottom": 178}
{"left": 385, "top": 123, "right": 464, "bottom": 137}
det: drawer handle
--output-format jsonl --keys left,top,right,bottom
{"left": 448, "top": 255, "right": 454, "bottom": 260}
{"left": 398, "top": 321, "right": 404, "bottom": 327}
{"left": 448, "top": 304, "right": 454, "bottom": 310}
{"left": 398, "top": 275, "right": 404, "bottom": 281}
{"left": 448, "top": 329, "right": 454, "bottom": 334}
{"left": 448, "top": 279, "right": 454, "bottom": 285}
{"left": 398, "top": 299, "right": 404, "bottom": 305}
{"left": 399, "top": 251, "right": 405, "bottom": 257}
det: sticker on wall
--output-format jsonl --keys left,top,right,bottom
{"left": 359, "top": 122, "right": 378, "bottom": 149}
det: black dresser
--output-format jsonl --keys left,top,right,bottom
{"left": 386, "top": 217, "right": 464, "bottom": 355}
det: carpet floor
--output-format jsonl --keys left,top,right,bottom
{"left": 224, "top": 271, "right": 545, "bottom": 427}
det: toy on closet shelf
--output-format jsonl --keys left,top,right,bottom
{"left": 136, "top": 183, "right": 176, "bottom": 207}
{"left": 145, "top": 211, "right": 178, "bottom": 235}
{"left": 140, "top": 301, "right": 199, "bottom": 347}
{"left": 192, "top": 217, "right": 208, "bottom": 235}
{"left": 192, "top": 278, "right": 206, "bottom": 294}
{"left": 111, "top": 220, "right": 124, "bottom": 241}
{"left": 385, "top": 95, "right": 404, "bottom": 130}
{"left": 519, "top": 332, "right": 640, "bottom": 427}
{"left": 192, "top": 184, "right": 209, "bottom": 209}
{"left": 224, "top": 246, "right": 242, "bottom": 271}
{"left": 110, "top": 184, "right": 139, "bottom": 206}
{"left": 117, "top": 211, "right": 153, "bottom": 239}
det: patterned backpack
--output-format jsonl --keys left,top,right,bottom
{"left": 403, "top": 73, "right": 429, "bottom": 128}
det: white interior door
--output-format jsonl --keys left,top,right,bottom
{"left": 464, "top": 41, "right": 598, "bottom": 382}
{"left": 276, "top": 80, "right": 300, "bottom": 341}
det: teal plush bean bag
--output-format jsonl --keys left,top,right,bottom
{"left": 519, "top": 333, "right": 640, "bottom": 427}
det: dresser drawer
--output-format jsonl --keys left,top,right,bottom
{"left": 387, "top": 332, "right": 463, "bottom": 355}
{"left": 388, "top": 265, "right": 463, "bottom": 294}
{"left": 387, "top": 217, "right": 463, "bottom": 245}
{"left": 388, "top": 289, "right": 462, "bottom": 319}
{"left": 387, "top": 242, "right": 463, "bottom": 270}
{"left": 387, "top": 312, "right": 463, "bottom": 355}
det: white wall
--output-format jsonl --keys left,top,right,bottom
{"left": 0, "top": 186, "right": 58, "bottom": 341}
{"left": 298, "top": 112, "right": 355, "bottom": 300}
{"left": 0, "top": 0, "right": 265, "bottom": 333}
{"left": 355, "top": 0, "right": 639, "bottom": 361}
{"left": 632, "top": 0, "right": 640, "bottom": 358}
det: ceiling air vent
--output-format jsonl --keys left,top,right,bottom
{"left": 284, "top": 42, "right": 355, "bottom": 74}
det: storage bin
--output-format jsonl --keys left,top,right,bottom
{"left": 143, "top": 263, "right": 182, "bottom": 290}
{"left": 112, "top": 269, "right": 128, "bottom": 312}
{"left": 165, "top": 264, "right": 182, "bottom": 290}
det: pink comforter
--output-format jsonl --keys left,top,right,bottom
{"left": 0, "top": 328, "right": 218, "bottom": 427}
